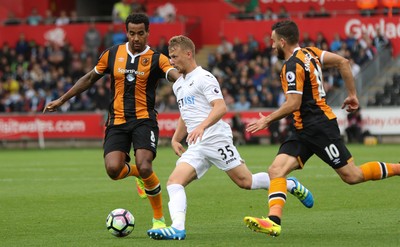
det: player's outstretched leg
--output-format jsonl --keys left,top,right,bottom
{"left": 147, "top": 226, "right": 186, "bottom": 240}
{"left": 287, "top": 177, "right": 314, "bottom": 208}
{"left": 135, "top": 177, "right": 147, "bottom": 199}
{"left": 243, "top": 216, "right": 281, "bottom": 237}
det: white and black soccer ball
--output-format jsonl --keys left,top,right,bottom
{"left": 106, "top": 208, "right": 135, "bottom": 237}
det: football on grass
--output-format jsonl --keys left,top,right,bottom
{"left": 106, "top": 208, "right": 135, "bottom": 237}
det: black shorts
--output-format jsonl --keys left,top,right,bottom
{"left": 278, "top": 119, "right": 352, "bottom": 169}
{"left": 103, "top": 119, "right": 159, "bottom": 160}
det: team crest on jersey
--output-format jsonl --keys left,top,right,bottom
{"left": 286, "top": 71, "right": 295, "bottom": 83}
{"left": 141, "top": 58, "right": 150, "bottom": 66}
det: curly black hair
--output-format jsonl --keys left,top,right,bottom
{"left": 125, "top": 13, "right": 149, "bottom": 32}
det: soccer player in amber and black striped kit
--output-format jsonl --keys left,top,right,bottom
{"left": 44, "top": 13, "right": 180, "bottom": 231}
{"left": 243, "top": 20, "right": 400, "bottom": 237}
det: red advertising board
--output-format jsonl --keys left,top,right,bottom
{"left": 258, "top": 0, "right": 359, "bottom": 12}
{"left": 221, "top": 16, "right": 400, "bottom": 56}
{"left": 0, "top": 113, "right": 105, "bottom": 140}
{"left": 0, "top": 22, "right": 185, "bottom": 52}
{"left": 0, "top": 111, "right": 271, "bottom": 140}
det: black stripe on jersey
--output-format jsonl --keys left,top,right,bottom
{"left": 305, "top": 47, "right": 319, "bottom": 60}
{"left": 147, "top": 52, "right": 161, "bottom": 119}
{"left": 285, "top": 50, "right": 299, "bottom": 92}
{"left": 379, "top": 162, "right": 387, "bottom": 179}
{"left": 298, "top": 49, "right": 325, "bottom": 116}
{"left": 107, "top": 46, "right": 118, "bottom": 126}
{"left": 124, "top": 56, "right": 139, "bottom": 120}
{"left": 298, "top": 50, "right": 312, "bottom": 98}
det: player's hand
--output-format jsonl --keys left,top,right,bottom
{"left": 246, "top": 112, "right": 269, "bottom": 133}
{"left": 341, "top": 95, "right": 359, "bottom": 113}
{"left": 43, "top": 99, "right": 63, "bottom": 113}
{"left": 171, "top": 140, "right": 185, "bottom": 157}
{"left": 186, "top": 126, "right": 204, "bottom": 145}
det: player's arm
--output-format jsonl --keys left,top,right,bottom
{"left": 186, "top": 98, "right": 227, "bottom": 144}
{"left": 166, "top": 68, "right": 180, "bottom": 83}
{"left": 171, "top": 116, "right": 187, "bottom": 156}
{"left": 43, "top": 69, "right": 103, "bottom": 112}
{"left": 321, "top": 51, "right": 359, "bottom": 112}
{"left": 246, "top": 93, "right": 301, "bottom": 133}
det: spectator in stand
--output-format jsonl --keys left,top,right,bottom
{"left": 247, "top": 34, "right": 259, "bottom": 56}
{"left": 233, "top": 93, "right": 251, "bottom": 111}
{"left": 84, "top": 22, "right": 102, "bottom": 63}
{"left": 232, "top": 37, "right": 243, "bottom": 55}
{"left": 26, "top": 7, "right": 43, "bottom": 26}
{"left": 344, "top": 31, "right": 357, "bottom": 51}
{"left": 55, "top": 10, "right": 70, "bottom": 26}
{"left": 345, "top": 107, "right": 363, "bottom": 143}
{"left": 231, "top": 112, "right": 247, "bottom": 145}
{"left": 304, "top": 6, "right": 317, "bottom": 18}
{"left": 315, "top": 32, "right": 328, "bottom": 50}
{"left": 43, "top": 10, "right": 55, "bottom": 25}
{"left": 149, "top": 9, "right": 165, "bottom": 23}
{"left": 164, "top": 94, "right": 179, "bottom": 112}
{"left": 263, "top": 7, "right": 278, "bottom": 20}
{"left": 357, "top": 0, "right": 378, "bottom": 16}
{"left": 300, "top": 32, "right": 314, "bottom": 47}
{"left": 260, "top": 34, "right": 273, "bottom": 58}
{"left": 217, "top": 36, "right": 233, "bottom": 55}
{"left": 47, "top": 43, "right": 65, "bottom": 68}
{"left": 131, "top": 0, "right": 146, "bottom": 13}
{"left": 69, "top": 10, "right": 80, "bottom": 24}
{"left": 252, "top": 6, "right": 264, "bottom": 21}
{"left": 373, "top": 27, "right": 391, "bottom": 51}
{"left": 349, "top": 58, "right": 361, "bottom": 77}
{"left": 157, "top": 2, "right": 177, "bottom": 23}
{"left": 102, "top": 24, "right": 115, "bottom": 50}
{"left": 277, "top": 6, "right": 290, "bottom": 19}
{"left": 112, "top": 26, "right": 127, "bottom": 45}
{"left": 112, "top": 0, "right": 131, "bottom": 24}
{"left": 244, "top": 0, "right": 259, "bottom": 13}
{"left": 0, "top": 42, "right": 12, "bottom": 63}
{"left": 15, "top": 33, "right": 30, "bottom": 59}
{"left": 317, "top": 6, "right": 331, "bottom": 17}
{"left": 156, "top": 36, "right": 169, "bottom": 56}
{"left": 11, "top": 54, "right": 29, "bottom": 73}
{"left": 4, "top": 11, "right": 21, "bottom": 25}
{"left": 330, "top": 33, "right": 343, "bottom": 52}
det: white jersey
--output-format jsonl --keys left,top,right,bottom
{"left": 172, "top": 66, "right": 232, "bottom": 141}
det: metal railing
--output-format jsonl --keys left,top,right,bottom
{"left": 327, "top": 46, "right": 394, "bottom": 107}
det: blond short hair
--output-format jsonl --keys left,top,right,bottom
{"left": 168, "top": 35, "right": 195, "bottom": 54}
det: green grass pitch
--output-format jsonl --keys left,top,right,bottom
{"left": 1, "top": 144, "right": 399, "bottom": 246}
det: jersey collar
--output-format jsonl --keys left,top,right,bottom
{"left": 126, "top": 43, "right": 150, "bottom": 63}
{"left": 183, "top": 66, "right": 201, "bottom": 80}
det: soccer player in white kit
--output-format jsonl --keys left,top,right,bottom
{"left": 147, "top": 35, "right": 314, "bottom": 240}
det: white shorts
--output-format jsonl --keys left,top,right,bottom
{"left": 176, "top": 136, "right": 243, "bottom": 179}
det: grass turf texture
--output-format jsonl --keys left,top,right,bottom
{"left": 1, "top": 144, "right": 399, "bottom": 246}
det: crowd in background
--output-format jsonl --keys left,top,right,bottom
{"left": 0, "top": 0, "right": 393, "bottom": 114}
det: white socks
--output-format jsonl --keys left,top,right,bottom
{"left": 250, "top": 172, "right": 297, "bottom": 192}
{"left": 167, "top": 184, "right": 186, "bottom": 231}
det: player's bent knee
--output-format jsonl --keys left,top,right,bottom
{"left": 106, "top": 165, "right": 122, "bottom": 180}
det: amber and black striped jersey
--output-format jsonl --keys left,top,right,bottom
{"left": 95, "top": 43, "right": 173, "bottom": 126}
{"left": 280, "top": 47, "right": 336, "bottom": 130}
